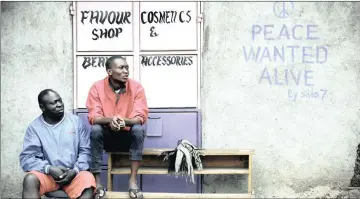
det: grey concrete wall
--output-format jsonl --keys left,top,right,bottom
{"left": 201, "top": 2, "right": 360, "bottom": 198}
{"left": 1, "top": 2, "right": 73, "bottom": 197}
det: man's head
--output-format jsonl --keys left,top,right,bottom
{"left": 105, "top": 56, "right": 129, "bottom": 83}
{"left": 38, "top": 89, "right": 64, "bottom": 118}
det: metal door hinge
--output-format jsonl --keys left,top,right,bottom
{"left": 69, "top": 3, "right": 74, "bottom": 16}
{"left": 197, "top": 13, "right": 203, "bottom": 23}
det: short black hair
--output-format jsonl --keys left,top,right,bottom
{"left": 105, "top": 56, "right": 126, "bottom": 70}
{"left": 38, "top": 89, "right": 57, "bottom": 105}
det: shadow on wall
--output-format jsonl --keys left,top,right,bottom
{"left": 1, "top": 1, "right": 15, "bottom": 13}
{"left": 350, "top": 144, "right": 360, "bottom": 187}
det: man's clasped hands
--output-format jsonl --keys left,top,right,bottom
{"left": 48, "top": 166, "right": 77, "bottom": 187}
{"left": 109, "top": 116, "right": 126, "bottom": 131}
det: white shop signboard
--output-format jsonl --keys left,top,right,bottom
{"left": 74, "top": 2, "right": 200, "bottom": 109}
{"left": 76, "top": 2, "right": 133, "bottom": 51}
{"left": 140, "top": 54, "right": 198, "bottom": 108}
{"left": 139, "top": 2, "right": 198, "bottom": 51}
{"left": 76, "top": 56, "right": 134, "bottom": 108}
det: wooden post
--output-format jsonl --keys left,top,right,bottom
{"left": 248, "top": 154, "right": 252, "bottom": 195}
{"left": 108, "top": 152, "right": 113, "bottom": 191}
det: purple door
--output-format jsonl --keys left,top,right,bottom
{"left": 142, "top": 110, "right": 201, "bottom": 193}
{"left": 74, "top": 108, "right": 201, "bottom": 193}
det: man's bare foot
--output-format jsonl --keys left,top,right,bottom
{"left": 94, "top": 184, "right": 106, "bottom": 199}
{"left": 129, "top": 180, "right": 143, "bottom": 199}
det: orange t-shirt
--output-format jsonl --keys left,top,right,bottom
{"left": 85, "top": 76, "right": 149, "bottom": 129}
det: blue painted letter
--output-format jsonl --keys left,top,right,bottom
{"left": 252, "top": 25, "right": 262, "bottom": 41}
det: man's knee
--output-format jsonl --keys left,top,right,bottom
{"left": 76, "top": 171, "right": 96, "bottom": 188}
{"left": 23, "top": 173, "right": 40, "bottom": 187}
{"left": 130, "top": 125, "right": 145, "bottom": 141}
{"left": 63, "top": 171, "right": 96, "bottom": 199}
{"left": 78, "top": 171, "right": 96, "bottom": 182}
{"left": 91, "top": 124, "right": 103, "bottom": 141}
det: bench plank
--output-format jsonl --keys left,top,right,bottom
{"left": 110, "top": 148, "right": 255, "bottom": 156}
{"left": 106, "top": 192, "right": 254, "bottom": 198}
{"left": 113, "top": 154, "right": 247, "bottom": 168}
{"left": 111, "top": 167, "right": 249, "bottom": 175}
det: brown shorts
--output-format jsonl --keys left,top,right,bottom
{"left": 29, "top": 170, "right": 96, "bottom": 199}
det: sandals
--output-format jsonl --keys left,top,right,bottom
{"left": 94, "top": 184, "right": 143, "bottom": 199}
{"left": 94, "top": 186, "right": 106, "bottom": 199}
{"left": 129, "top": 188, "right": 144, "bottom": 199}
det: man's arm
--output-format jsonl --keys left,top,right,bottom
{"left": 72, "top": 118, "right": 91, "bottom": 174}
{"left": 86, "top": 84, "right": 112, "bottom": 125}
{"left": 19, "top": 126, "right": 51, "bottom": 174}
{"left": 93, "top": 117, "right": 113, "bottom": 125}
{"left": 125, "top": 84, "right": 149, "bottom": 126}
{"left": 123, "top": 117, "right": 142, "bottom": 126}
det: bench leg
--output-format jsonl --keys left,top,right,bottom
{"left": 140, "top": 174, "right": 143, "bottom": 190}
{"left": 107, "top": 153, "right": 113, "bottom": 191}
{"left": 107, "top": 173, "right": 113, "bottom": 191}
{"left": 248, "top": 154, "right": 252, "bottom": 195}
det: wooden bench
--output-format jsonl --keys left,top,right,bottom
{"left": 105, "top": 148, "right": 255, "bottom": 198}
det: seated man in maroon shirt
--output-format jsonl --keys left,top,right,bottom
{"left": 86, "top": 56, "right": 149, "bottom": 199}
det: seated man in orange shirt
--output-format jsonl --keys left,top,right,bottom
{"left": 86, "top": 56, "right": 149, "bottom": 199}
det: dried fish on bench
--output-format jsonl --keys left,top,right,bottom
{"left": 158, "top": 140, "right": 205, "bottom": 184}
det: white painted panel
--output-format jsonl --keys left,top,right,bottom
{"left": 140, "top": 54, "right": 197, "bottom": 108}
{"left": 76, "top": 56, "right": 134, "bottom": 108}
{"left": 76, "top": 2, "right": 133, "bottom": 51}
{"left": 139, "top": 2, "right": 197, "bottom": 51}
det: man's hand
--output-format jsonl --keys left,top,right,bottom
{"left": 57, "top": 167, "right": 71, "bottom": 179}
{"left": 117, "top": 118, "right": 126, "bottom": 128}
{"left": 110, "top": 116, "right": 125, "bottom": 131}
{"left": 55, "top": 169, "right": 77, "bottom": 187}
{"left": 109, "top": 116, "right": 121, "bottom": 131}
{"left": 49, "top": 166, "right": 65, "bottom": 181}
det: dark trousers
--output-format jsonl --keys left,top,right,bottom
{"left": 89, "top": 124, "right": 145, "bottom": 174}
